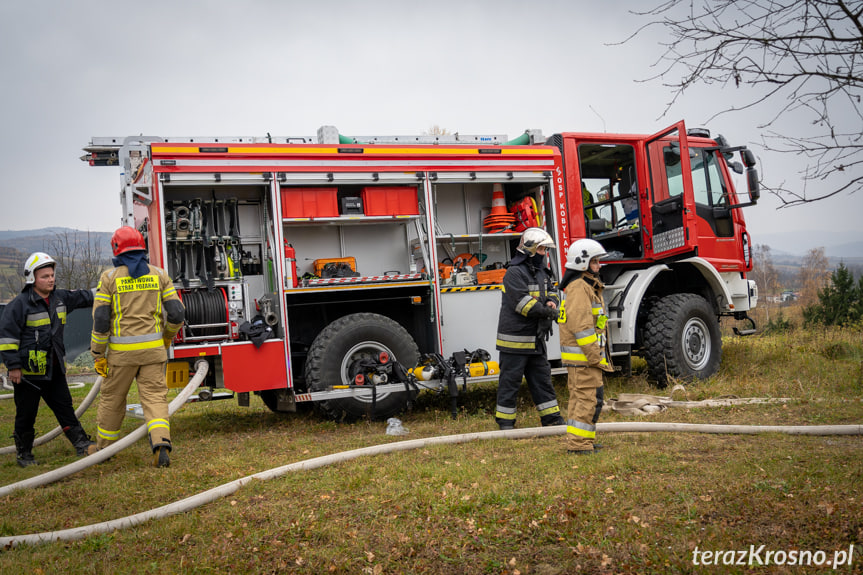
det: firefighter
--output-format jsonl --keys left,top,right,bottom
{"left": 91, "top": 226, "right": 185, "bottom": 467}
{"left": 558, "top": 239, "right": 613, "bottom": 454}
{"left": 494, "top": 227, "right": 565, "bottom": 429}
{"left": 0, "top": 252, "right": 97, "bottom": 467}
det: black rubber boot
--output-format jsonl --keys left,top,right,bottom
{"left": 541, "top": 413, "right": 566, "bottom": 427}
{"left": 13, "top": 431, "right": 39, "bottom": 468}
{"left": 64, "top": 425, "right": 98, "bottom": 457}
{"left": 151, "top": 438, "right": 172, "bottom": 468}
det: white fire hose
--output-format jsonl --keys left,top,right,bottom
{"left": 0, "top": 360, "right": 208, "bottom": 499}
{"left": 1, "top": 419, "right": 860, "bottom": 549}
{"left": 0, "top": 376, "right": 103, "bottom": 455}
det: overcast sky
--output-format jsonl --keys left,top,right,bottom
{"left": 1, "top": 0, "right": 860, "bottom": 249}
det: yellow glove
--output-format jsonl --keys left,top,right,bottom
{"left": 163, "top": 335, "right": 174, "bottom": 348}
{"left": 94, "top": 357, "right": 109, "bottom": 378}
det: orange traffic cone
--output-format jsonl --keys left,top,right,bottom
{"left": 483, "top": 184, "right": 516, "bottom": 232}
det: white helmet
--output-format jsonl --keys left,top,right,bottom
{"left": 516, "top": 227, "right": 555, "bottom": 256}
{"left": 24, "top": 252, "right": 57, "bottom": 285}
{"left": 565, "top": 239, "right": 607, "bottom": 271}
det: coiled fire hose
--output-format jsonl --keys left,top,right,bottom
{"left": 1, "top": 420, "right": 860, "bottom": 548}
{"left": 0, "top": 376, "right": 103, "bottom": 455}
{"left": 0, "top": 360, "right": 208, "bottom": 499}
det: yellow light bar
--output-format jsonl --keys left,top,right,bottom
{"left": 151, "top": 145, "right": 554, "bottom": 157}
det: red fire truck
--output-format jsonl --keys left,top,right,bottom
{"left": 82, "top": 120, "right": 759, "bottom": 420}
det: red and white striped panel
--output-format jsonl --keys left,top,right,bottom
{"left": 307, "top": 273, "right": 424, "bottom": 286}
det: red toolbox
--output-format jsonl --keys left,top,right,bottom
{"left": 361, "top": 186, "right": 419, "bottom": 216}
{"left": 281, "top": 187, "right": 339, "bottom": 218}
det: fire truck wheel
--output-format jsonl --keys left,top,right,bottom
{"left": 305, "top": 313, "right": 420, "bottom": 422}
{"left": 642, "top": 293, "right": 722, "bottom": 387}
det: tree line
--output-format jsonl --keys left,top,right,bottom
{"left": 0, "top": 230, "right": 107, "bottom": 302}
{"left": 752, "top": 243, "right": 863, "bottom": 328}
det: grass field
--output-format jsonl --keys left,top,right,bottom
{"left": 0, "top": 324, "right": 861, "bottom": 574}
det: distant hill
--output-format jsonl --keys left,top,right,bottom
{"left": 0, "top": 245, "right": 25, "bottom": 268}
{"left": 0, "top": 227, "right": 74, "bottom": 241}
{"left": 829, "top": 241, "right": 863, "bottom": 259}
{"left": 0, "top": 228, "right": 113, "bottom": 258}
{"left": 755, "top": 230, "right": 863, "bottom": 257}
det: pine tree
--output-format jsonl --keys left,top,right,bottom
{"left": 803, "top": 264, "right": 862, "bottom": 327}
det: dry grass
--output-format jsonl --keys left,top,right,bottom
{"left": 0, "top": 324, "right": 861, "bottom": 574}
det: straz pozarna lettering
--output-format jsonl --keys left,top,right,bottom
{"left": 116, "top": 276, "right": 159, "bottom": 293}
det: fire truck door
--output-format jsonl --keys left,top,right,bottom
{"left": 641, "top": 121, "right": 697, "bottom": 260}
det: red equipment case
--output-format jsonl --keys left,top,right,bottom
{"left": 361, "top": 186, "right": 419, "bottom": 216}
{"left": 281, "top": 187, "right": 339, "bottom": 218}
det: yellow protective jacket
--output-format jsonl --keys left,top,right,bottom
{"left": 558, "top": 272, "right": 613, "bottom": 372}
{"left": 90, "top": 264, "right": 185, "bottom": 366}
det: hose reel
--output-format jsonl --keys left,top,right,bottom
{"left": 180, "top": 288, "right": 230, "bottom": 341}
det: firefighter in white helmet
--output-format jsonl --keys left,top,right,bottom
{"left": 0, "top": 252, "right": 97, "bottom": 467}
{"left": 493, "top": 228, "right": 565, "bottom": 429}
{"left": 91, "top": 226, "right": 185, "bottom": 467}
{"left": 558, "top": 239, "right": 613, "bottom": 454}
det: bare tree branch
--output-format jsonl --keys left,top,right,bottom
{"left": 46, "top": 230, "right": 106, "bottom": 290}
{"left": 627, "top": 0, "right": 863, "bottom": 205}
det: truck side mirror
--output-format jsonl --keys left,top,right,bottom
{"left": 746, "top": 167, "right": 760, "bottom": 202}
{"left": 728, "top": 161, "right": 744, "bottom": 174}
{"left": 742, "top": 149, "right": 757, "bottom": 168}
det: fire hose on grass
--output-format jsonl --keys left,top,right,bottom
{"left": 0, "top": 360, "right": 208, "bottom": 499}
{"left": 1, "top": 418, "right": 860, "bottom": 549}
{"left": 1, "top": 375, "right": 87, "bottom": 403}
{"left": 0, "top": 376, "right": 104, "bottom": 455}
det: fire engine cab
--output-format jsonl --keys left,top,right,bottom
{"left": 82, "top": 120, "right": 759, "bottom": 421}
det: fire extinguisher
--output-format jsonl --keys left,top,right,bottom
{"left": 284, "top": 242, "right": 298, "bottom": 288}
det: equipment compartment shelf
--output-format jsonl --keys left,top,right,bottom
{"left": 435, "top": 232, "right": 521, "bottom": 240}
{"left": 283, "top": 215, "right": 421, "bottom": 225}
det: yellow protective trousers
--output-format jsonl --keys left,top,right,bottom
{"left": 96, "top": 362, "right": 171, "bottom": 451}
{"left": 565, "top": 365, "right": 604, "bottom": 452}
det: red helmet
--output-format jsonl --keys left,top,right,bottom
{"left": 111, "top": 226, "right": 146, "bottom": 256}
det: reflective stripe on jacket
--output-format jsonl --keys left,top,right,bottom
{"left": 91, "top": 263, "right": 184, "bottom": 366}
{"left": 495, "top": 253, "right": 559, "bottom": 355}
{"left": 559, "top": 274, "right": 613, "bottom": 372}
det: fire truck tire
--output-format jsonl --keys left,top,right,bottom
{"left": 643, "top": 293, "right": 721, "bottom": 387}
{"left": 305, "top": 313, "right": 420, "bottom": 422}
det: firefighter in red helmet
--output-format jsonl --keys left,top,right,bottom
{"left": 91, "top": 226, "right": 185, "bottom": 467}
